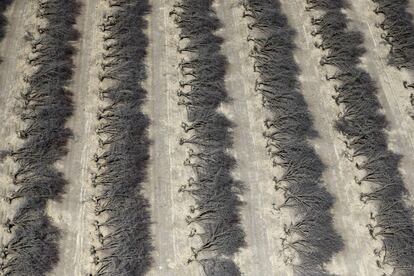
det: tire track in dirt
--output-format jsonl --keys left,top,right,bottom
{"left": 0, "top": 1, "right": 29, "bottom": 152}
{"left": 214, "top": 2, "right": 288, "bottom": 276}
{"left": 282, "top": 1, "right": 383, "bottom": 275}
{"left": 47, "top": 1, "right": 102, "bottom": 275}
{"left": 145, "top": 0, "right": 200, "bottom": 275}
{"left": 0, "top": 0, "right": 31, "bottom": 250}
{"left": 2, "top": 1, "right": 412, "bottom": 275}
{"left": 347, "top": 0, "right": 414, "bottom": 201}
{"left": 145, "top": 1, "right": 175, "bottom": 273}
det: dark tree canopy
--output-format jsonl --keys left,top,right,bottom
{"left": 308, "top": 0, "right": 414, "bottom": 274}
{"left": 90, "top": 0, "right": 153, "bottom": 275}
{"left": 172, "top": 0, "right": 246, "bottom": 274}
{"left": 1, "top": 0, "right": 79, "bottom": 275}
{"left": 241, "top": 0, "right": 344, "bottom": 273}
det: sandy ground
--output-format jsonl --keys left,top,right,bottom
{"left": 283, "top": 0, "right": 414, "bottom": 274}
{"left": 346, "top": 0, "right": 414, "bottom": 202}
{"left": 215, "top": 2, "right": 292, "bottom": 276}
{"left": 0, "top": 0, "right": 33, "bottom": 261}
{"left": 0, "top": 1, "right": 413, "bottom": 276}
{"left": 47, "top": 0, "right": 102, "bottom": 275}
{"left": 144, "top": 1, "right": 202, "bottom": 275}
{"left": 281, "top": 1, "right": 385, "bottom": 275}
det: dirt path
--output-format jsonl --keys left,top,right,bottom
{"left": 144, "top": 1, "right": 201, "bottom": 275}
{"left": 0, "top": 0, "right": 31, "bottom": 249}
{"left": 282, "top": 1, "right": 384, "bottom": 275}
{"left": 347, "top": 0, "right": 414, "bottom": 202}
{"left": 215, "top": 2, "right": 291, "bottom": 276}
{"left": 0, "top": 1, "right": 413, "bottom": 276}
{"left": 47, "top": 1, "right": 102, "bottom": 275}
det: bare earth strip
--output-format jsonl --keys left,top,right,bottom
{"left": 0, "top": 0, "right": 31, "bottom": 251}
{"left": 1, "top": 1, "right": 414, "bottom": 276}
{"left": 144, "top": 0, "right": 201, "bottom": 275}
{"left": 347, "top": 0, "right": 414, "bottom": 202}
{"left": 47, "top": 1, "right": 102, "bottom": 275}
{"left": 214, "top": 2, "right": 290, "bottom": 276}
{"left": 282, "top": 1, "right": 384, "bottom": 275}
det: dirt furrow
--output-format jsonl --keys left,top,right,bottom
{"left": 0, "top": 1, "right": 414, "bottom": 275}
{"left": 146, "top": 2, "right": 174, "bottom": 272}
{"left": 348, "top": 0, "right": 414, "bottom": 201}
{"left": 0, "top": 0, "right": 30, "bottom": 248}
{"left": 214, "top": 2, "right": 288, "bottom": 276}
{"left": 47, "top": 1, "right": 102, "bottom": 275}
{"left": 145, "top": 0, "right": 200, "bottom": 275}
{"left": 283, "top": 1, "right": 383, "bottom": 275}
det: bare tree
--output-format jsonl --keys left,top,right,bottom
{"left": 0, "top": 1, "right": 79, "bottom": 275}
{"left": 90, "top": 1, "right": 153, "bottom": 275}
{"left": 172, "top": 1, "right": 246, "bottom": 274}
{"left": 241, "top": 0, "right": 344, "bottom": 274}
{"left": 310, "top": 1, "right": 414, "bottom": 273}
{"left": 371, "top": 0, "right": 414, "bottom": 70}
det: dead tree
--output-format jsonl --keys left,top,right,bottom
{"left": 1, "top": 1, "right": 79, "bottom": 275}
{"left": 310, "top": 1, "right": 414, "bottom": 273}
{"left": 242, "top": 0, "right": 344, "bottom": 272}
{"left": 172, "top": 0, "right": 245, "bottom": 273}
